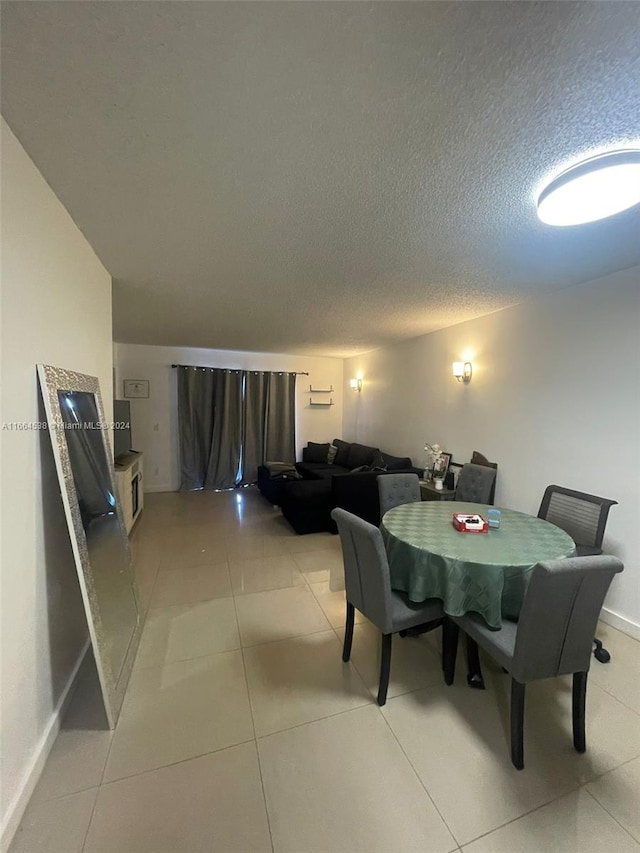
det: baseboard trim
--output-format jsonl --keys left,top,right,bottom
{"left": 143, "top": 484, "right": 174, "bottom": 493}
{"left": 600, "top": 607, "right": 640, "bottom": 641}
{"left": 0, "top": 637, "right": 91, "bottom": 853}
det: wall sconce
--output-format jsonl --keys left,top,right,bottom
{"left": 452, "top": 361, "right": 472, "bottom": 384}
{"left": 350, "top": 377, "right": 363, "bottom": 392}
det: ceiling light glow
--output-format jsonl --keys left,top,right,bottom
{"left": 537, "top": 150, "right": 640, "bottom": 226}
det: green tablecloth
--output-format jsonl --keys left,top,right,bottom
{"left": 381, "top": 501, "right": 576, "bottom": 629}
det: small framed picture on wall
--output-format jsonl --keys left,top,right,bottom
{"left": 123, "top": 379, "right": 149, "bottom": 399}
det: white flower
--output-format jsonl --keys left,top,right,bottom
{"left": 424, "top": 441, "right": 444, "bottom": 471}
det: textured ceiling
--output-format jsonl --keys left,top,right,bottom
{"left": 2, "top": 1, "right": 640, "bottom": 357}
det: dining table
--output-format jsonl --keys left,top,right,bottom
{"left": 381, "top": 500, "right": 577, "bottom": 630}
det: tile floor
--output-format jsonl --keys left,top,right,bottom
{"left": 10, "top": 488, "right": 640, "bottom": 852}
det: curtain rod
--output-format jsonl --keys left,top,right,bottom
{"left": 171, "top": 364, "right": 309, "bottom": 375}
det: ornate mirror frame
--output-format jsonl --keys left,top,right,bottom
{"left": 37, "top": 364, "right": 142, "bottom": 728}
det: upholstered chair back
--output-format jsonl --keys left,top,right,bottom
{"left": 331, "top": 508, "right": 395, "bottom": 634}
{"left": 455, "top": 463, "right": 497, "bottom": 504}
{"left": 377, "top": 473, "right": 421, "bottom": 520}
{"left": 511, "top": 555, "right": 623, "bottom": 682}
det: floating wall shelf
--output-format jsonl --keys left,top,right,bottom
{"left": 308, "top": 383, "right": 334, "bottom": 405}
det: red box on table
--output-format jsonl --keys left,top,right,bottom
{"left": 452, "top": 513, "right": 489, "bottom": 534}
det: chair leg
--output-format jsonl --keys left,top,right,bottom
{"left": 593, "top": 637, "right": 611, "bottom": 664}
{"left": 466, "top": 635, "right": 485, "bottom": 690}
{"left": 572, "top": 672, "right": 588, "bottom": 753}
{"left": 511, "top": 679, "right": 526, "bottom": 770}
{"left": 377, "top": 633, "right": 393, "bottom": 706}
{"left": 442, "top": 618, "right": 459, "bottom": 685}
{"left": 342, "top": 602, "right": 355, "bottom": 663}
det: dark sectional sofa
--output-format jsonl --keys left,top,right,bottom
{"left": 257, "top": 439, "right": 423, "bottom": 534}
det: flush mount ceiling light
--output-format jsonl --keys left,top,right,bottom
{"left": 537, "top": 149, "right": 640, "bottom": 226}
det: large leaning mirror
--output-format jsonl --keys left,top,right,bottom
{"left": 37, "top": 364, "right": 141, "bottom": 728}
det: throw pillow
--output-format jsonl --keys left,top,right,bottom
{"left": 371, "top": 450, "right": 387, "bottom": 471}
{"left": 327, "top": 444, "right": 338, "bottom": 464}
{"left": 347, "top": 443, "right": 377, "bottom": 469}
{"left": 379, "top": 451, "right": 413, "bottom": 470}
{"left": 333, "top": 439, "right": 352, "bottom": 467}
{"left": 305, "top": 442, "right": 331, "bottom": 463}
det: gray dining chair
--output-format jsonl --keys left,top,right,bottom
{"left": 537, "top": 484, "right": 618, "bottom": 663}
{"left": 442, "top": 554, "right": 624, "bottom": 769}
{"left": 454, "top": 463, "right": 497, "bottom": 505}
{"left": 331, "top": 507, "right": 444, "bottom": 706}
{"left": 470, "top": 451, "right": 498, "bottom": 504}
{"left": 377, "top": 472, "right": 421, "bottom": 519}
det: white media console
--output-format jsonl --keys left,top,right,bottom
{"left": 114, "top": 451, "right": 144, "bottom": 534}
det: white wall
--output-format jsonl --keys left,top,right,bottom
{"left": 113, "top": 343, "right": 344, "bottom": 492}
{"left": 0, "top": 119, "right": 113, "bottom": 846}
{"left": 343, "top": 266, "right": 640, "bottom": 634}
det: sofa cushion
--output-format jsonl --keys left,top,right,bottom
{"left": 347, "top": 442, "right": 378, "bottom": 469}
{"left": 332, "top": 439, "right": 352, "bottom": 467}
{"left": 296, "top": 461, "right": 333, "bottom": 478}
{"left": 308, "top": 466, "right": 346, "bottom": 480}
{"left": 280, "top": 479, "right": 334, "bottom": 534}
{"left": 331, "top": 470, "right": 385, "bottom": 526}
{"left": 370, "top": 450, "right": 387, "bottom": 470}
{"left": 332, "top": 467, "right": 424, "bottom": 526}
{"left": 327, "top": 443, "right": 338, "bottom": 464}
{"left": 305, "top": 442, "right": 331, "bottom": 463}
{"left": 264, "top": 461, "right": 299, "bottom": 476}
{"left": 296, "top": 461, "right": 350, "bottom": 480}
{"left": 379, "top": 451, "right": 413, "bottom": 471}
{"left": 257, "top": 464, "right": 300, "bottom": 506}
{"left": 281, "top": 478, "right": 332, "bottom": 509}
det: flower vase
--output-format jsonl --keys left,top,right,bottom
{"left": 434, "top": 479, "right": 444, "bottom": 491}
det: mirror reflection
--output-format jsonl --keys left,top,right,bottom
{"left": 37, "top": 363, "right": 141, "bottom": 728}
{"left": 57, "top": 390, "right": 138, "bottom": 684}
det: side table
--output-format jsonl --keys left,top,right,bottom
{"left": 418, "top": 480, "right": 456, "bottom": 502}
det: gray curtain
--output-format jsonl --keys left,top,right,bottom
{"left": 177, "top": 367, "right": 295, "bottom": 490}
{"left": 177, "top": 367, "right": 243, "bottom": 491}
{"left": 177, "top": 368, "right": 215, "bottom": 491}
{"left": 205, "top": 370, "right": 243, "bottom": 490}
{"left": 240, "top": 371, "right": 269, "bottom": 487}
{"left": 264, "top": 372, "right": 297, "bottom": 464}
{"left": 239, "top": 371, "right": 297, "bottom": 485}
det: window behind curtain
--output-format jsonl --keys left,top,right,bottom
{"left": 177, "top": 367, "right": 296, "bottom": 490}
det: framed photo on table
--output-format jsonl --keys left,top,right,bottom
{"left": 434, "top": 452, "right": 452, "bottom": 480}
{"left": 123, "top": 379, "right": 149, "bottom": 399}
